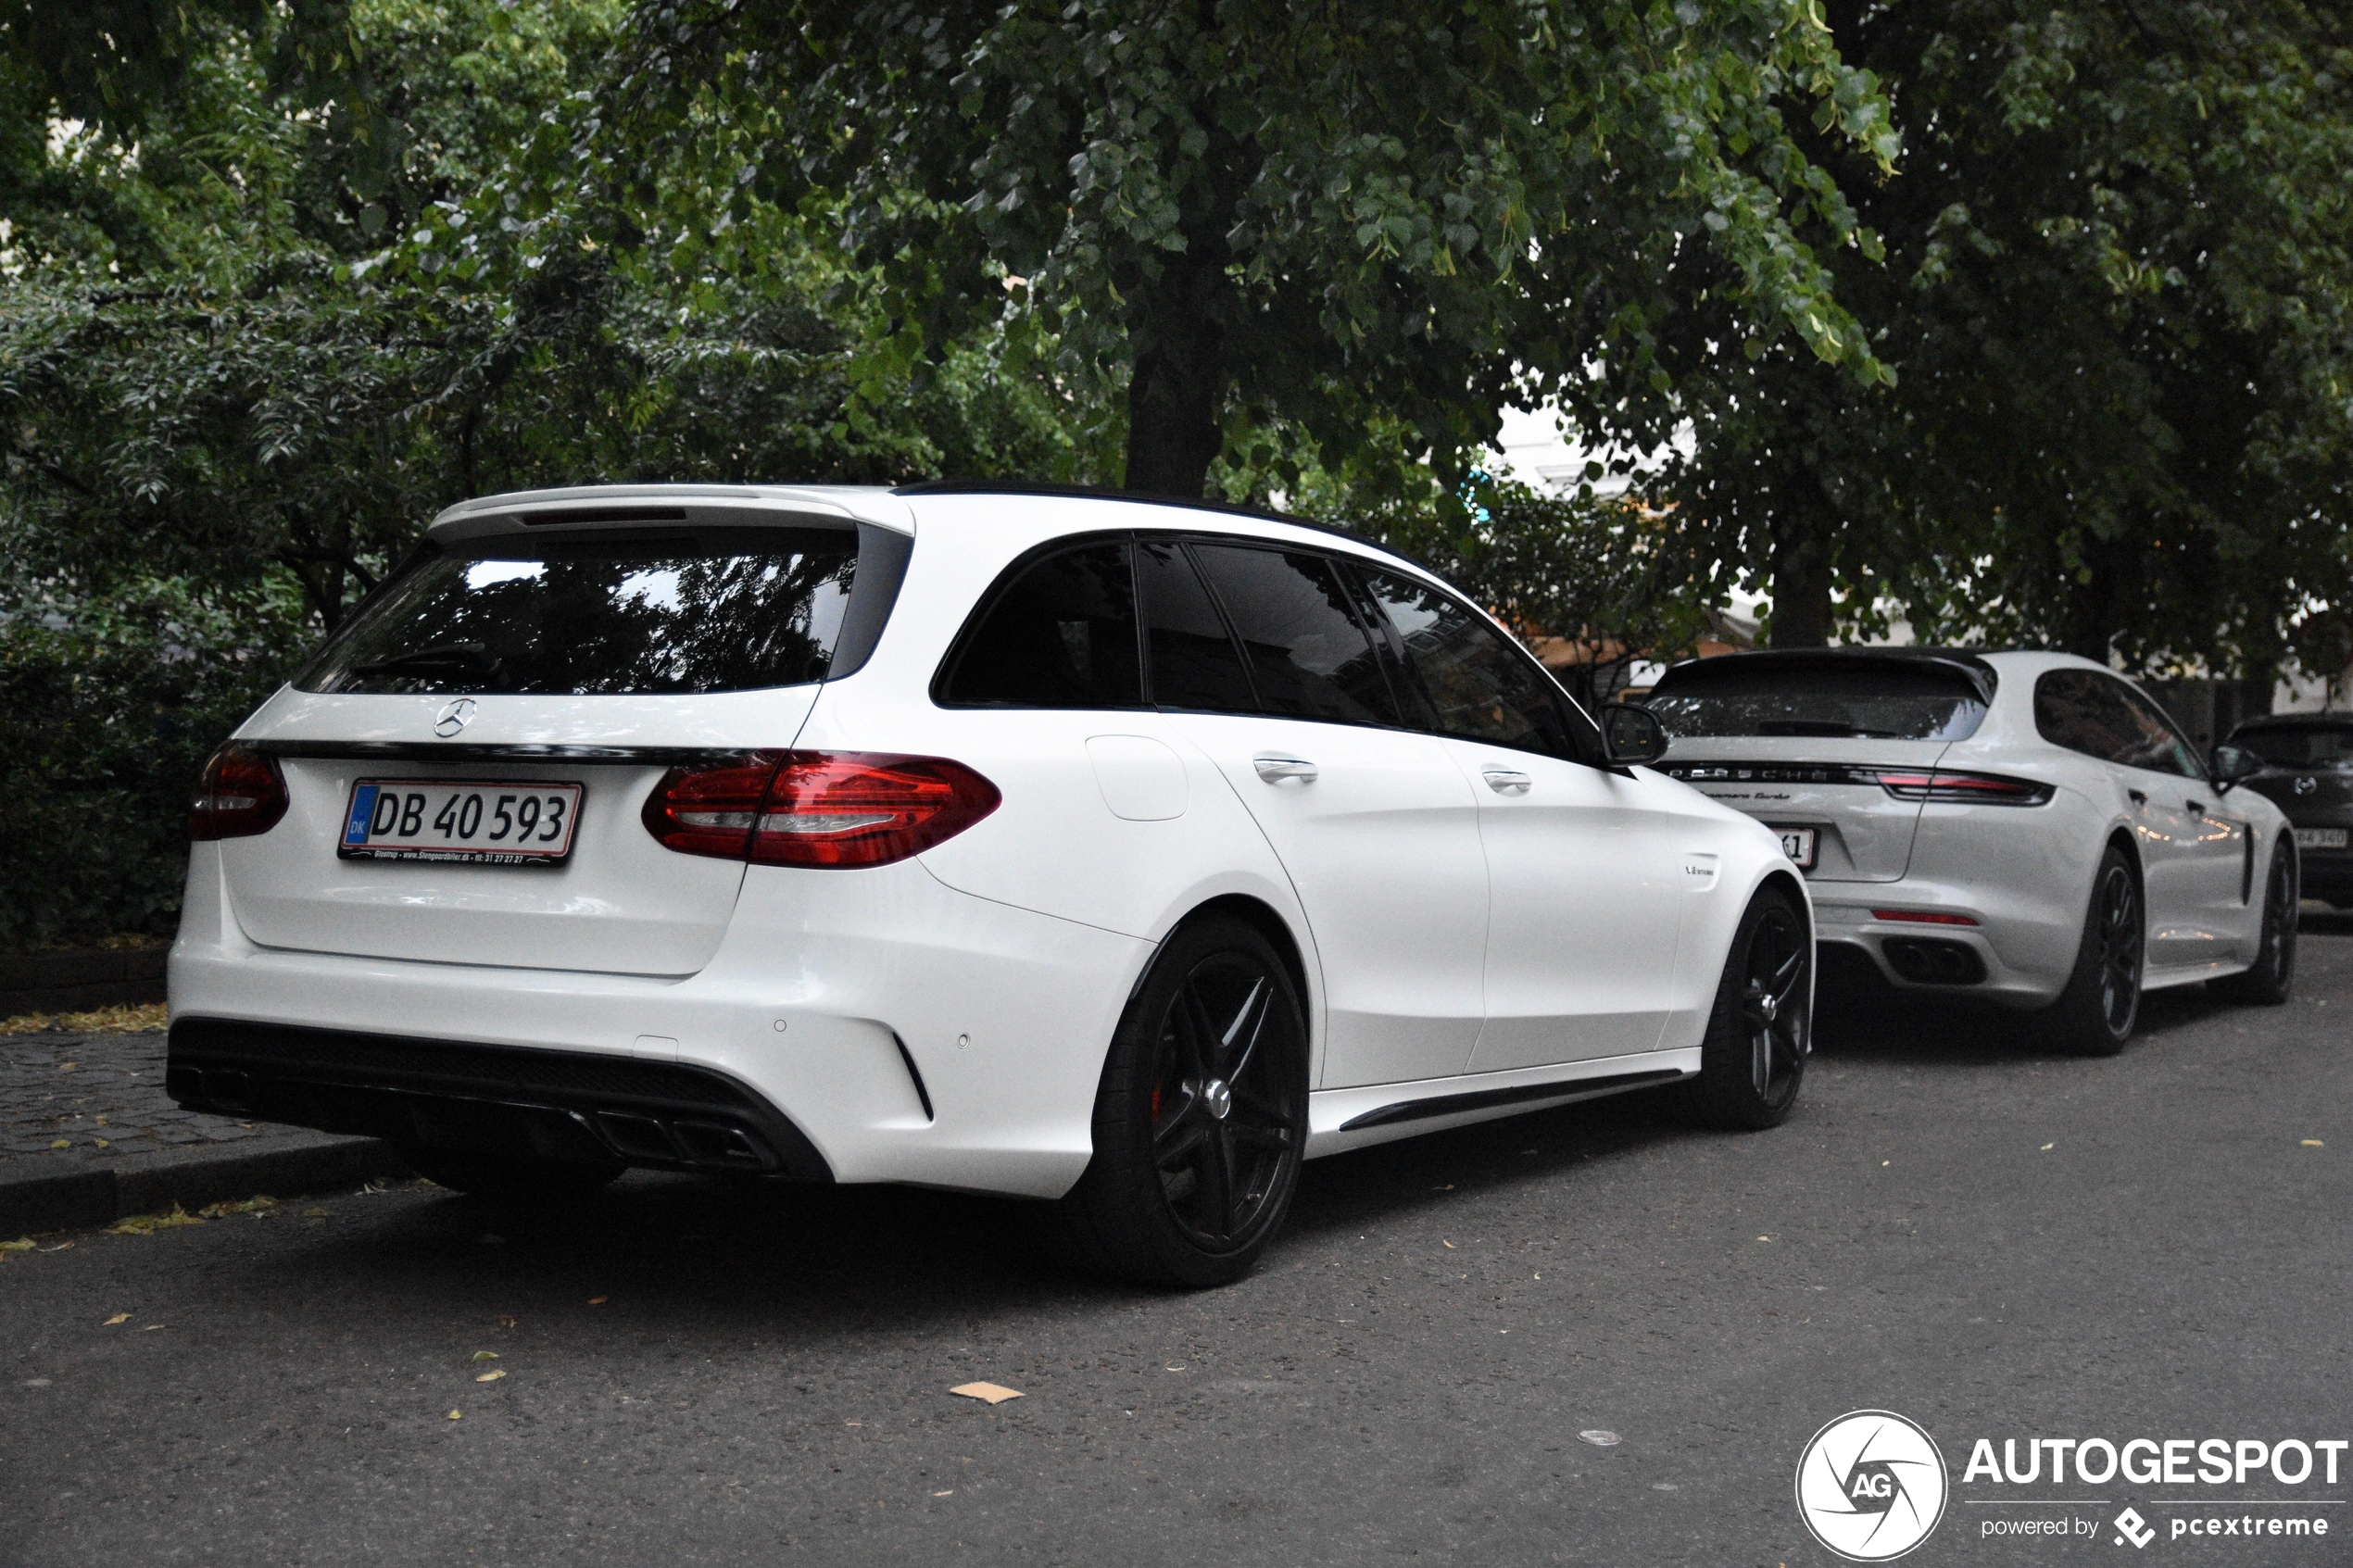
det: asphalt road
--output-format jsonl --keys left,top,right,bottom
{"left": 5, "top": 918, "right": 2349, "bottom": 1568}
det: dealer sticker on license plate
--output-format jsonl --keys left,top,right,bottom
{"left": 1771, "top": 826, "right": 1819, "bottom": 871}
{"left": 2295, "top": 826, "right": 2348, "bottom": 850}
{"left": 339, "top": 780, "right": 583, "bottom": 864}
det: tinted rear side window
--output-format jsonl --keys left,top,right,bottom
{"left": 299, "top": 529, "right": 860, "bottom": 696}
{"left": 1137, "top": 540, "right": 1258, "bottom": 713}
{"left": 1646, "top": 660, "right": 1988, "bottom": 740}
{"left": 2035, "top": 670, "right": 2201, "bottom": 777}
{"left": 937, "top": 541, "right": 1143, "bottom": 708}
{"left": 1189, "top": 545, "right": 1399, "bottom": 726}
{"left": 1356, "top": 568, "right": 1580, "bottom": 759}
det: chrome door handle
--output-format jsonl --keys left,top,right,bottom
{"left": 1483, "top": 769, "right": 1533, "bottom": 796}
{"left": 1252, "top": 756, "right": 1318, "bottom": 785}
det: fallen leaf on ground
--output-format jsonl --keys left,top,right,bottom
{"left": 109, "top": 1206, "right": 204, "bottom": 1236}
{"left": 49, "top": 1140, "right": 69, "bottom": 1150}
{"left": 93, "top": 1139, "right": 108, "bottom": 1148}
{"left": 103, "top": 1313, "right": 129, "bottom": 1325}
{"left": 587, "top": 1297, "right": 607, "bottom": 1306}
{"left": 475, "top": 1370, "right": 506, "bottom": 1383}
{"left": 305, "top": 1208, "right": 329, "bottom": 1218}
{"left": 42, "top": 1240, "right": 74, "bottom": 1251}
{"left": 2302, "top": 1139, "right": 2324, "bottom": 1148}
{"left": 198, "top": 1196, "right": 278, "bottom": 1218}
{"left": 2040, "top": 1143, "right": 2055, "bottom": 1151}
{"left": 141, "top": 1324, "right": 165, "bottom": 1331}
{"left": 446, "top": 1410, "right": 462, "bottom": 1421}
{"left": 1442, "top": 1240, "right": 1455, "bottom": 1249}
{"left": 932, "top": 1490, "right": 953, "bottom": 1497}
{"left": 1579, "top": 1429, "right": 1622, "bottom": 1447}
{"left": 949, "top": 1383, "right": 1024, "bottom": 1405}
{"left": 472, "top": 1350, "right": 499, "bottom": 1361}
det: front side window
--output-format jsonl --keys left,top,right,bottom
{"left": 1355, "top": 567, "right": 1580, "bottom": 759}
{"left": 1189, "top": 544, "right": 1400, "bottom": 726}
{"left": 2034, "top": 670, "right": 2202, "bottom": 777}
{"left": 2113, "top": 684, "right": 2208, "bottom": 779}
{"left": 300, "top": 528, "right": 860, "bottom": 696}
{"left": 936, "top": 539, "right": 1143, "bottom": 708}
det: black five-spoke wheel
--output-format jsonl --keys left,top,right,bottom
{"left": 1052, "top": 916, "right": 1309, "bottom": 1287}
{"left": 1685, "top": 884, "right": 1811, "bottom": 1129}
{"left": 1145, "top": 954, "right": 1301, "bottom": 1250}
{"left": 2094, "top": 859, "right": 2143, "bottom": 1036}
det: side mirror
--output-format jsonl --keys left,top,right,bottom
{"left": 1599, "top": 702, "right": 1668, "bottom": 769}
{"left": 2210, "top": 744, "right": 2264, "bottom": 788}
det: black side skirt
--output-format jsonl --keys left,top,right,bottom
{"left": 1337, "top": 1068, "right": 1690, "bottom": 1133}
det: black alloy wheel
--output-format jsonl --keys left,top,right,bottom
{"left": 2044, "top": 845, "right": 2144, "bottom": 1055}
{"left": 2216, "top": 840, "right": 2298, "bottom": 1005}
{"left": 1682, "top": 884, "right": 1812, "bottom": 1129}
{"left": 1050, "top": 916, "right": 1309, "bottom": 1288}
{"left": 1146, "top": 955, "right": 1300, "bottom": 1250}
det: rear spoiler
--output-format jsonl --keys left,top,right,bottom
{"left": 1649, "top": 648, "right": 1998, "bottom": 708}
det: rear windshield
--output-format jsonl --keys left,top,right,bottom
{"left": 297, "top": 529, "right": 860, "bottom": 696}
{"left": 1645, "top": 659, "right": 1989, "bottom": 741}
{"left": 2232, "top": 723, "right": 2353, "bottom": 767}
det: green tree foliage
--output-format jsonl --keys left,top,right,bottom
{"left": 0, "top": 0, "right": 1082, "bottom": 942}
{"left": 589, "top": 0, "right": 1902, "bottom": 499}
{"left": 1646, "top": 0, "right": 2353, "bottom": 673}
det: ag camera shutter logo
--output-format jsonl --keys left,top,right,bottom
{"left": 1795, "top": 1410, "right": 1950, "bottom": 1561}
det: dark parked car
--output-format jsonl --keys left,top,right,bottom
{"left": 2221, "top": 714, "right": 2353, "bottom": 908}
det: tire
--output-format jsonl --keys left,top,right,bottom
{"left": 2213, "top": 838, "right": 2297, "bottom": 1006}
{"left": 1680, "top": 884, "right": 1812, "bottom": 1130}
{"left": 2040, "top": 844, "right": 2144, "bottom": 1055}
{"left": 1047, "top": 915, "right": 1310, "bottom": 1289}
{"left": 397, "top": 1141, "right": 625, "bottom": 1200}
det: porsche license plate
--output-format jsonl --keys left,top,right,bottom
{"left": 2295, "top": 827, "right": 2347, "bottom": 850}
{"left": 1772, "top": 826, "right": 1818, "bottom": 871}
{"left": 339, "top": 780, "right": 582, "bottom": 864}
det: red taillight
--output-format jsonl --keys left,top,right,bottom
{"left": 1875, "top": 769, "right": 2054, "bottom": 806}
{"left": 188, "top": 744, "right": 289, "bottom": 840}
{"left": 1870, "top": 909, "right": 1981, "bottom": 926}
{"left": 643, "top": 751, "right": 1000, "bottom": 869}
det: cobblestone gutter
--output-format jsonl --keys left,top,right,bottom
{"left": 0, "top": 1031, "right": 405, "bottom": 1234}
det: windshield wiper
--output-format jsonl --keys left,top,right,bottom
{"left": 348, "top": 642, "right": 504, "bottom": 679}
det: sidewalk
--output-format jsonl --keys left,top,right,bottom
{"left": 1, "top": 1029, "right": 405, "bottom": 1235}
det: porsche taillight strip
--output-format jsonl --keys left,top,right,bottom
{"left": 1661, "top": 761, "right": 2053, "bottom": 806}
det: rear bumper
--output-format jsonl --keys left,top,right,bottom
{"left": 1808, "top": 880, "right": 2081, "bottom": 1009}
{"left": 167, "top": 1018, "right": 833, "bottom": 1181}
{"left": 170, "top": 844, "right": 1154, "bottom": 1198}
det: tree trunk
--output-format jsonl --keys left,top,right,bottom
{"left": 1767, "top": 516, "right": 1834, "bottom": 647}
{"left": 1123, "top": 334, "right": 1225, "bottom": 498}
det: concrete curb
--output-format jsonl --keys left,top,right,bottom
{"left": 0, "top": 1134, "right": 411, "bottom": 1236}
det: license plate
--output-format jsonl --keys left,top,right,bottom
{"left": 1772, "top": 826, "right": 1818, "bottom": 870}
{"left": 2295, "top": 827, "right": 2348, "bottom": 850}
{"left": 339, "top": 780, "right": 583, "bottom": 864}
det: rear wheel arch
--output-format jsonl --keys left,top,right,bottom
{"left": 1163, "top": 895, "right": 1314, "bottom": 1031}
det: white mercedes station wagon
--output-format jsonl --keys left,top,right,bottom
{"left": 170, "top": 483, "right": 1808, "bottom": 1286}
{"left": 1645, "top": 648, "right": 2298, "bottom": 1055}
